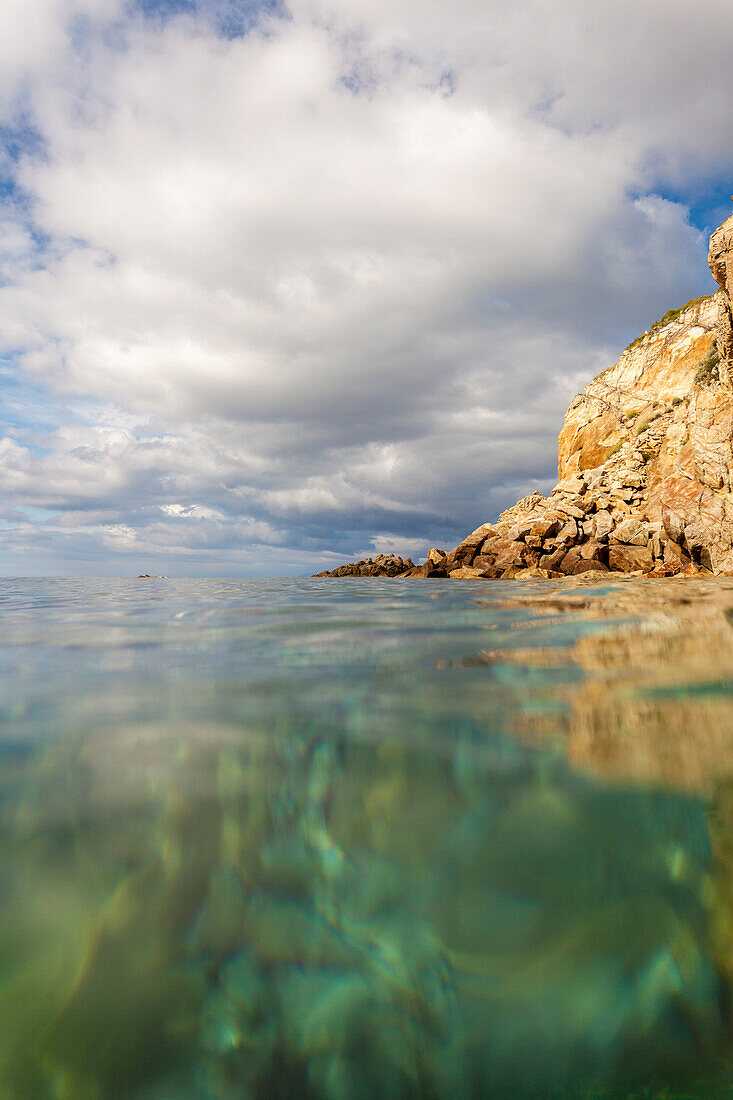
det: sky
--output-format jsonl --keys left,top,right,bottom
{"left": 1, "top": 0, "right": 733, "bottom": 576}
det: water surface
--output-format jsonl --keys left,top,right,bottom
{"left": 2, "top": 576, "right": 733, "bottom": 1098}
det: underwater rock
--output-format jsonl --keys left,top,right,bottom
{"left": 3, "top": 694, "right": 731, "bottom": 1099}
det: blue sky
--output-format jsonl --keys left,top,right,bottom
{"left": 1, "top": 0, "right": 733, "bottom": 575}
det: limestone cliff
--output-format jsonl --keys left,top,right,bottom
{"left": 318, "top": 213, "right": 733, "bottom": 579}
{"left": 414, "top": 214, "right": 733, "bottom": 579}
{"left": 709, "top": 214, "right": 733, "bottom": 372}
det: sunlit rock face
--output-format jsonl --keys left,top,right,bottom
{"left": 317, "top": 214, "right": 733, "bottom": 580}
{"left": 559, "top": 295, "right": 720, "bottom": 480}
{"left": 554, "top": 292, "right": 733, "bottom": 573}
{"left": 433, "top": 212, "right": 733, "bottom": 578}
{"left": 709, "top": 214, "right": 733, "bottom": 372}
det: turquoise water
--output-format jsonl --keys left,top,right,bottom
{"left": 2, "top": 576, "right": 733, "bottom": 1098}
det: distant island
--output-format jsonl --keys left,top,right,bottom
{"left": 316, "top": 213, "right": 733, "bottom": 579}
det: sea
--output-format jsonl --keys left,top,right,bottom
{"left": 2, "top": 574, "right": 733, "bottom": 1099}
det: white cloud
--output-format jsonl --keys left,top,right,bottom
{"left": 0, "top": 0, "right": 124, "bottom": 119}
{"left": 0, "top": 0, "right": 729, "bottom": 573}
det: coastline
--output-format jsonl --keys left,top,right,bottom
{"left": 318, "top": 214, "right": 733, "bottom": 582}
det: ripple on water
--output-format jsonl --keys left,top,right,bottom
{"left": 1, "top": 576, "right": 733, "bottom": 1097}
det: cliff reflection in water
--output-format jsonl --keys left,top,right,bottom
{"left": 3, "top": 577, "right": 733, "bottom": 1098}
{"left": 482, "top": 576, "right": 733, "bottom": 1040}
{"left": 491, "top": 577, "right": 733, "bottom": 792}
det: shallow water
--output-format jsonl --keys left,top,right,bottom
{"left": 4, "top": 576, "right": 733, "bottom": 1097}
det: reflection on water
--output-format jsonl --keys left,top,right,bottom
{"left": 3, "top": 577, "right": 733, "bottom": 1096}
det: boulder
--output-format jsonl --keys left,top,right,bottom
{"left": 401, "top": 563, "right": 447, "bottom": 578}
{"left": 579, "top": 539, "right": 607, "bottom": 562}
{"left": 426, "top": 548, "right": 447, "bottom": 568}
{"left": 560, "top": 547, "right": 609, "bottom": 575}
{"left": 449, "top": 566, "right": 491, "bottom": 579}
{"left": 507, "top": 520, "right": 536, "bottom": 542}
{"left": 556, "top": 477, "right": 587, "bottom": 494}
{"left": 492, "top": 540, "right": 527, "bottom": 570}
{"left": 608, "top": 544, "right": 654, "bottom": 573}
{"left": 452, "top": 523, "right": 496, "bottom": 565}
{"left": 554, "top": 520, "right": 578, "bottom": 547}
{"left": 511, "top": 565, "right": 555, "bottom": 578}
{"left": 611, "top": 517, "right": 649, "bottom": 546}
{"left": 531, "top": 517, "right": 562, "bottom": 539}
{"left": 661, "top": 499, "right": 687, "bottom": 545}
{"left": 573, "top": 558, "right": 610, "bottom": 574}
{"left": 663, "top": 541, "right": 690, "bottom": 572}
{"left": 472, "top": 554, "right": 502, "bottom": 577}
{"left": 555, "top": 501, "right": 585, "bottom": 520}
{"left": 539, "top": 548, "right": 568, "bottom": 572}
{"left": 592, "top": 510, "right": 614, "bottom": 541}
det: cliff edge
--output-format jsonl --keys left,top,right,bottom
{"left": 318, "top": 213, "right": 733, "bottom": 579}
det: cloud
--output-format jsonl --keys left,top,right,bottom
{"left": 0, "top": 0, "right": 730, "bottom": 573}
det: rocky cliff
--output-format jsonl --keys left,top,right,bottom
{"left": 318, "top": 213, "right": 733, "bottom": 579}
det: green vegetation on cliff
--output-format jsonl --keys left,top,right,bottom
{"left": 696, "top": 342, "right": 721, "bottom": 386}
{"left": 624, "top": 293, "right": 714, "bottom": 355}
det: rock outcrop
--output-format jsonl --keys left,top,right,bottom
{"left": 709, "top": 214, "right": 733, "bottom": 374}
{"left": 314, "top": 553, "right": 415, "bottom": 577}
{"left": 427, "top": 290, "right": 723, "bottom": 579}
{"left": 318, "top": 213, "right": 733, "bottom": 579}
